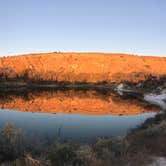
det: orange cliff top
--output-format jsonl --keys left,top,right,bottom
{"left": 0, "top": 52, "right": 166, "bottom": 83}
{"left": 0, "top": 90, "right": 158, "bottom": 115}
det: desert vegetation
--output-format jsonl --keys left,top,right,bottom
{"left": 0, "top": 53, "right": 166, "bottom": 84}
{"left": 0, "top": 112, "right": 166, "bottom": 166}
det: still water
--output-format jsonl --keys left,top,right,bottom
{"left": 0, "top": 90, "right": 158, "bottom": 143}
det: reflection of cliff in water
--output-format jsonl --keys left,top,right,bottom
{"left": 0, "top": 90, "right": 158, "bottom": 115}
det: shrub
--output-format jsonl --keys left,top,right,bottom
{"left": 48, "top": 142, "right": 81, "bottom": 166}
{"left": 0, "top": 123, "right": 25, "bottom": 162}
{"left": 94, "top": 137, "right": 128, "bottom": 160}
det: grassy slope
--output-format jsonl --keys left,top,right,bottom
{"left": 0, "top": 52, "right": 166, "bottom": 83}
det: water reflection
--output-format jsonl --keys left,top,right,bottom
{"left": 0, "top": 90, "right": 158, "bottom": 115}
{"left": 0, "top": 90, "right": 159, "bottom": 143}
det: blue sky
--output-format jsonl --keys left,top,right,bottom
{"left": 0, "top": 0, "right": 166, "bottom": 56}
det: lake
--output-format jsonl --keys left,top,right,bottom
{"left": 0, "top": 90, "right": 158, "bottom": 144}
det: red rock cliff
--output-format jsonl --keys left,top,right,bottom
{"left": 0, "top": 52, "right": 166, "bottom": 83}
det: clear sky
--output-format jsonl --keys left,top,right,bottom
{"left": 1, "top": 0, "right": 166, "bottom": 56}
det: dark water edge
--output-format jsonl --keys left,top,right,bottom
{"left": 0, "top": 74, "right": 165, "bottom": 90}
{"left": 0, "top": 81, "right": 115, "bottom": 90}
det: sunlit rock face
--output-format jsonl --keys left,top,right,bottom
{"left": 0, "top": 52, "right": 166, "bottom": 83}
{"left": 0, "top": 90, "right": 158, "bottom": 115}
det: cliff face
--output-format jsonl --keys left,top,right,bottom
{"left": 0, "top": 52, "right": 166, "bottom": 83}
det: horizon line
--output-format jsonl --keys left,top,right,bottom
{"left": 1, "top": 51, "right": 165, "bottom": 58}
